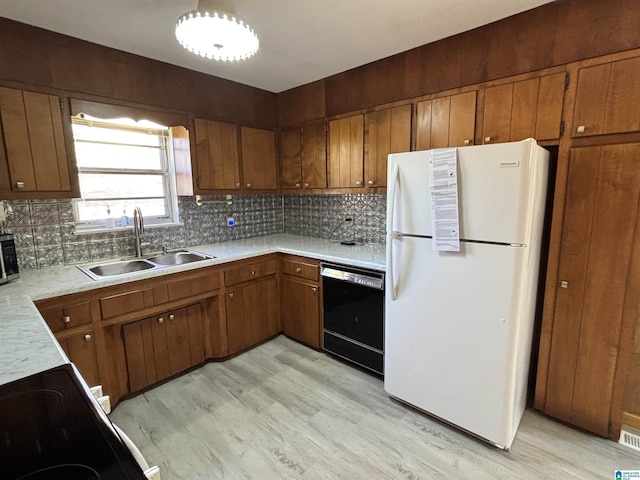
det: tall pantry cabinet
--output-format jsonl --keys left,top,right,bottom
{"left": 535, "top": 51, "right": 640, "bottom": 439}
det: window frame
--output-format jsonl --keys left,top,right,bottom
{"left": 71, "top": 116, "right": 180, "bottom": 232}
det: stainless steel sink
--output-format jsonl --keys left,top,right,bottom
{"left": 146, "top": 250, "right": 212, "bottom": 266}
{"left": 78, "top": 250, "right": 215, "bottom": 280}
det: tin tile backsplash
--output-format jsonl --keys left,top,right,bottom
{"left": 6, "top": 194, "right": 386, "bottom": 270}
{"left": 284, "top": 194, "right": 386, "bottom": 245}
{"left": 6, "top": 196, "right": 284, "bottom": 270}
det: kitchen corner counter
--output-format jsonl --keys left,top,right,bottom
{"left": 0, "top": 295, "right": 68, "bottom": 386}
{"left": 0, "top": 234, "right": 386, "bottom": 302}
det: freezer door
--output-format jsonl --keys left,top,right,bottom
{"left": 384, "top": 236, "right": 535, "bottom": 448}
{"left": 387, "top": 139, "right": 548, "bottom": 244}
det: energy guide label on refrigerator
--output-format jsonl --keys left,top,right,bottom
{"left": 429, "top": 148, "right": 460, "bottom": 252}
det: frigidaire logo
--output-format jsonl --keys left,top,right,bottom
{"left": 499, "top": 161, "right": 520, "bottom": 168}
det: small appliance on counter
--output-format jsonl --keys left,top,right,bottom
{"left": 0, "top": 201, "right": 18, "bottom": 285}
{"left": 0, "top": 233, "right": 19, "bottom": 285}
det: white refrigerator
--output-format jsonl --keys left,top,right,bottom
{"left": 384, "top": 138, "right": 549, "bottom": 450}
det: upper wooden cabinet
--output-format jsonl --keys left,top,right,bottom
{"left": 364, "top": 105, "right": 411, "bottom": 188}
{"left": 416, "top": 91, "right": 476, "bottom": 150}
{"left": 240, "top": 126, "right": 277, "bottom": 190}
{"left": 328, "top": 114, "right": 364, "bottom": 188}
{"left": 193, "top": 118, "right": 240, "bottom": 191}
{"left": 193, "top": 120, "right": 277, "bottom": 192}
{"left": 482, "top": 72, "right": 566, "bottom": 144}
{"left": 572, "top": 56, "right": 640, "bottom": 137}
{"left": 279, "top": 120, "right": 327, "bottom": 190}
{"left": 0, "top": 86, "right": 78, "bottom": 197}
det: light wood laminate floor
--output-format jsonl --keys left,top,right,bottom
{"left": 110, "top": 335, "right": 638, "bottom": 479}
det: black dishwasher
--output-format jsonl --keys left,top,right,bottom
{"left": 321, "top": 263, "right": 384, "bottom": 375}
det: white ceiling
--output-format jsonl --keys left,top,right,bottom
{"left": 0, "top": 0, "right": 555, "bottom": 93}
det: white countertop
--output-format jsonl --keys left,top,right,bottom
{"left": 0, "top": 234, "right": 385, "bottom": 386}
{"left": 0, "top": 295, "right": 68, "bottom": 386}
{"left": 0, "top": 234, "right": 385, "bottom": 301}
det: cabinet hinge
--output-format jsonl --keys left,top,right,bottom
{"left": 59, "top": 98, "right": 64, "bottom": 112}
{"left": 564, "top": 74, "right": 570, "bottom": 89}
{"left": 559, "top": 121, "right": 565, "bottom": 136}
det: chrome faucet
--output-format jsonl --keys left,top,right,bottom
{"left": 133, "top": 207, "right": 144, "bottom": 257}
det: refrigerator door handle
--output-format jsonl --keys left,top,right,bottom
{"left": 387, "top": 163, "right": 399, "bottom": 235}
{"left": 389, "top": 233, "right": 398, "bottom": 301}
{"left": 387, "top": 162, "right": 400, "bottom": 301}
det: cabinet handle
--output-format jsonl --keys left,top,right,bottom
{"left": 367, "top": 180, "right": 374, "bottom": 186}
{"left": 84, "top": 334, "right": 92, "bottom": 341}
{"left": 311, "top": 287, "right": 317, "bottom": 293}
{"left": 158, "top": 317, "right": 164, "bottom": 324}
{"left": 296, "top": 267, "right": 302, "bottom": 273}
{"left": 295, "top": 183, "right": 301, "bottom": 188}
{"left": 16, "top": 181, "right": 25, "bottom": 189}
{"left": 246, "top": 183, "right": 251, "bottom": 188}
{"left": 576, "top": 125, "right": 586, "bottom": 133}
{"left": 62, "top": 316, "right": 71, "bottom": 324}
{"left": 304, "top": 182, "right": 309, "bottom": 188}
{"left": 484, "top": 136, "right": 492, "bottom": 143}
{"left": 229, "top": 292, "right": 234, "bottom": 299}
{"left": 169, "top": 314, "right": 175, "bottom": 320}
{"left": 463, "top": 139, "right": 471, "bottom": 145}
{"left": 355, "top": 181, "right": 362, "bottom": 187}
{"left": 235, "top": 182, "right": 240, "bottom": 188}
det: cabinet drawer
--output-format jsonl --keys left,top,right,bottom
{"left": 167, "top": 273, "right": 220, "bottom": 302}
{"left": 282, "top": 259, "right": 319, "bottom": 281}
{"left": 100, "top": 288, "right": 154, "bottom": 320}
{"left": 225, "top": 258, "right": 277, "bottom": 286}
{"left": 40, "top": 302, "right": 92, "bottom": 333}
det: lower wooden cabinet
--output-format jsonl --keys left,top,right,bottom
{"left": 280, "top": 256, "right": 321, "bottom": 349}
{"left": 281, "top": 277, "right": 320, "bottom": 349}
{"left": 226, "top": 277, "right": 279, "bottom": 355}
{"left": 123, "top": 304, "right": 205, "bottom": 392}
{"left": 57, "top": 329, "right": 100, "bottom": 386}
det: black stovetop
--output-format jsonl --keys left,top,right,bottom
{"left": 0, "top": 364, "right": 146, "bottom": 480}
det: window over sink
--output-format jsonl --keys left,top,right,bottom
{"left": 71, "top": 114, "right": 180, "bottom": 232}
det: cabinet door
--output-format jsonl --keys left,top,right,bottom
{"left": 301, "top": 120, "right": 327, "bottom": 189}
{"left": 328, "top": 114, "right": 364, "bottom": 188}
{"left": 165, "top": 304, "right": 205, "bottom": 374}
{"left": 281, "top": 277, "right": 320, "bottom": 349}
{"left": 416, "top": 91, "right": 476, "bottom": 150}
{"left": 123, "top": 318, "right": 157, "bottom": 392}
{"left": 279, "top": 127, "right": 303, "bottom": 189}
{"left": 542, "top": 143, "right": 640, "bottom": 436}
{"left": 483, "top": 73, "right": 565, "bottom": 144}
{"left": 364, "top": 105, "right": 411, "bottom": 188}
{"left": 573, "top": 57, "right": 640, "bottom": 137}
{"left": 241, "top": 126, "right": 277, "bottom": 190}
{"left": 58, "top": 330, "right": 100, "bottom": 386}
{"left": 193, "top": 118, "right": 240, "bottom": 190}
{"left": 226, "top": 277, "right": 278, "bottom": 355}
{"left": 0, "top": 87, "right": 71, "bottom": 193}
{"left": 244, "top": 276, "right": 279, "bottom": 346}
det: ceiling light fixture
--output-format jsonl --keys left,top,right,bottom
{"left": 175, "top": 0, "right": 259, "bottom": 62}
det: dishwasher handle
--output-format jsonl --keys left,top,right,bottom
{"left": 320, "top": 264, "right": 384, "bottom": 290}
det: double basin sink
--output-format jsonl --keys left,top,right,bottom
{"left": 78, "top": 250, "right": 215, "bottom": 281}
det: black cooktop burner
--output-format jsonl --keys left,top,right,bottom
{"left": 0, "top": 364, "right": 146, "bottom": 480}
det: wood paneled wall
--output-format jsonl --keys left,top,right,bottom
{"left": 278, "top": 0, "right": 640, "bottom": 125}
{"left": 0, "top": 18, "right": 277, "bottom": 127}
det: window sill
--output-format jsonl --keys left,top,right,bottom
{"left": 73, "top": 222, "right": 184, "bottom": 236}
